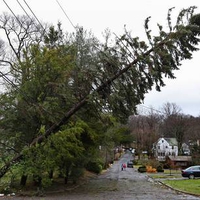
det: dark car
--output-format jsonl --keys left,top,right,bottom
{"left": 181, "top": 165, "right": 200, "bottom": 179}
{"left": 127, "top": 160, "right": 134, "bottom": 168}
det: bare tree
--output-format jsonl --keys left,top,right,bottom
{"left": 128, "top": 111, "right": 161, "bottom": 158}
{"left": 160, "top": 102, "right": 189, "bottom": 155}
{"left": 0, "top": 13, "right": 47, "bottom": 89}
{"left": 162, "top": 102, "right": 182, "bottom": 117}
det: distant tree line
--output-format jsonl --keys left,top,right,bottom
{"left": 128, "top": 102, "right": 200, "bottom": 163}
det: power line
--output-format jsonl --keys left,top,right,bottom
{"left": 16, "top": 0, "right": 44, "bottom": 33}
{"left": 3, "top": 0, "right": 22, "bottom": 26}
{"left": 0, "top": 1, "right": 49, "bottom": 115}
{"left": 23, "top": 0, "right": 45, "bottom": 31}
{"left": 56, "top": 0, "right": 76, "bottom": 30}
{"left": 138, "top": 104, "right": 165, "bottom": 115}
{"left": 16, "top": 0, "right": 33, "bottom": 21}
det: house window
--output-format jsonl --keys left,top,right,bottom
{"left": 158, "top": 146, "right": 160, "bottom": 149}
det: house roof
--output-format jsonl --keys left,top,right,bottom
{"left": 164, "top": 138, "right": 178, "bottom": 146}
{"left": 168, "top": 156, "right": 192, "bottom": 162}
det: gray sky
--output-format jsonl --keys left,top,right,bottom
{"left": 1, "top": 0, "right": 200, "bottom": 116}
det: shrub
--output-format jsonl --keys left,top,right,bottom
{"left": 145, "top": 159, "right": 161, "bottom": 169}
{"left": 138, "top": 166, "right": 146, "bottom": 173}
{"left": 70, "top": 167, "right": 84, "bottom": 184}
{"left": 133, "top": 160, "right": 138, "bottom": 165}
{"left": 157, "top": 165, "right": 164, "bottom": 172}
{"left": 86, "top": 161, "right": 102, "bottom": 174}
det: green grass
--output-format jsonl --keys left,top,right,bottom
{"left": 148, "top": 169, "right": 182, "bottom": 179}
{"left": 147, "top": 168, "right": 200, "bottom": 195}
{"left": 163, "top": 179, "right": 200, "bottom": 195}
{"left": 163, "top": 169, "right": 181, "bottom": 174}
{"left": 148, "top": 174, "right": 181, "bottom": 179}
{"left": 134, "top": 164, "right": 200, "bottom": 195}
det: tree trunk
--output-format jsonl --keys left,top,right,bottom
{"left": 65, "top": 167, "right": 70, "bottom": 184}
{"left": 20, "top": 174, "right": 28, "bottom": 186}
{"left": 33, "top": 175, "right": 42, "bottom": 187}
{"left": 49, "top": 170, "right": 54, "bottom": 179}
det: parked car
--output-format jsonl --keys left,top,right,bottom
{"left": 127, "top": 160, "right": 134, "bottom": 168}
{"left": 181, "top": 165, "right": 200, "bottom": 179}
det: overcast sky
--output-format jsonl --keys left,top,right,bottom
{"left": 1, "top": 0, "right": 200, "bottom": 116}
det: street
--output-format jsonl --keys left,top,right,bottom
{"left": 3, "top": 152, "right": 200, "bottom": 200}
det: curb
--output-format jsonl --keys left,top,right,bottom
{"left": 154, "top": 178, "right": 200, "bottom": 198}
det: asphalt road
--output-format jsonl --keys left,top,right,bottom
{"left": 3, "top": 152, "right": 200, "bottom": 200}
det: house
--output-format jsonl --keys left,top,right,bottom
{"left": 153, "top": 137, "right": 178, "bottom": 161}
{"left": 166, "top": 155, "right": 192, "bottom": 169}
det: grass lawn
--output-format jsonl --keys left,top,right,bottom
{"left": 147, "top": 169, "right": 182, "bottom": 179}
{"left": 148, "top": 173, "right": 182, "bottom": 179}
{"left": 136, "top": 167, "right": 200, "bottom": 196}
{"left": 163, "top": 179, "right": 200, "bottom": 196}
{"left": 148, "top": 169, "right": 200, "bottom": 195}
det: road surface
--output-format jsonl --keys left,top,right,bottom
{"left": 3, "top": 151, "right": 200, "bottom": 200}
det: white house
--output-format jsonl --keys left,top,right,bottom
{"left": 153, "top": 138, "right": 178, "bottom": 161}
